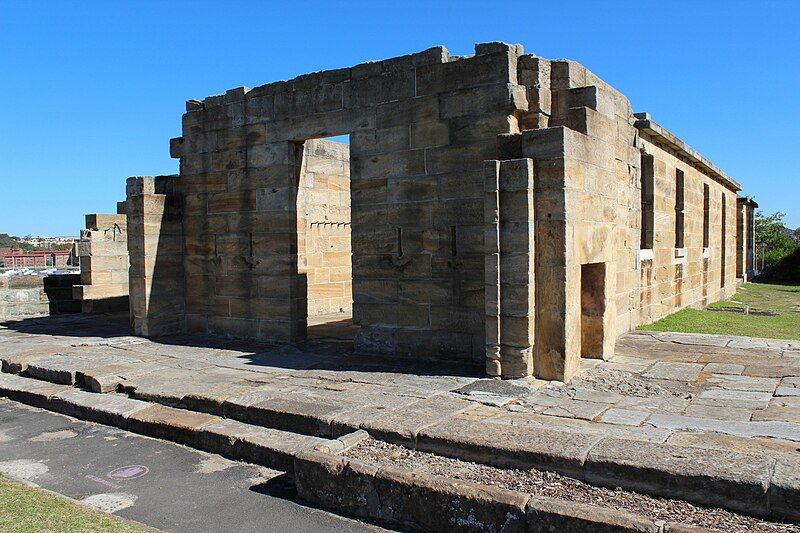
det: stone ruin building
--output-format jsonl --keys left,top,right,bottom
{"left": 73, "top": 209, "right": 130, "bottom": 314}
{"left": 78, "top": 42, "right": 758, "bottom": 382}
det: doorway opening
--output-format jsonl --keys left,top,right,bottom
{"left": 295, "top": 136, "right": 356, "bottom": 342}
{"left": 580, "top": 262, "right": 606, "bottom": 358}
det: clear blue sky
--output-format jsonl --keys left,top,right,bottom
{"left": 1, "top": 0, "right": 798, "bottom": 236}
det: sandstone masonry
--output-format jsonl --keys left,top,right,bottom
{"left": 73, "top": 206, "right": 130, "bottom": 313}
{"left": 119, "top": 42, "right": 754, "bottom": 382}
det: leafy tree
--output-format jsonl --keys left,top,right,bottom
{"left": 754, "top": 210, "right": 799, "bottom": 272}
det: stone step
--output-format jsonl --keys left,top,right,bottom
{"left": 1, "top": 354, "right": 390, "bottom": 439}
{"left": 295, "top": 450, "right": 708, "bottom": 533}
{"left": 2, "top": 363, "right": 799, "bottom": 521}
{"left": 0, "top": 373, "right": 357, "bottom": 473}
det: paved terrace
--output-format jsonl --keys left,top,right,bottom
{"left": 1, "top": 313, "right": 799, "bottom": 452}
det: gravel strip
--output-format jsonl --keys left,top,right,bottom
{"left": 345, "top": 438, "right": 798, "bottom": 533}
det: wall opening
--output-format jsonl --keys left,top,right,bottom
{"left": 640, "top": 152, "right": 654, "bottom": 249}
{"left": 720, "top": 192, "right": 727, "bottom": 288}
{"left": 580, "top": 262, "right": 606, "bottom": 358}
{"left": 702, "top": 183, "right": 710, "bottom": 248}
{"left": 296, "top": 136, "right": 355, "bottom": 341}
{"left": 674, "top": 169, "right": 685, "bottom": 249}
{"left": 747, "top": 206, "right": 755, "bottom": 274}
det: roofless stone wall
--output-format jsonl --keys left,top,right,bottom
{"left": 122, "top": 41, "right": 747, "bottom": 382}
{"left": 169, "top": 43, "right": 527, "bottom": 362}
{"left": 73, "top": 209, "right": 130, "bottom": 313}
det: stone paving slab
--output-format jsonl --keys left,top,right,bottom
{"left": 76, "top": 360, "right": 161, "bottom": 392}
{"left": 25, "top": 354, "right": 127, "bottom": 385}
{"left": 683, "top": 403, "right": 753, "bottom": 421}
{"left": 48, "top": 389, "right": 150, "bottom": 427}
{"left": 642, "top": 362, "right": 704, "bottom": 381}
{"left": 770, "top": 455, "right": 800, "bottom": 521}
{"left": 702, "top": 362, "right": 745, "bottom": 375}
{"left": 127, "top": 403, "right": 222, "bottom": 445}
{"left": 362, "top": 395, "right": 474, "bottom": 446}
{"left": 584, "top": 437, "right": 774, "bottom": 516}
{"left": 417, "top": 417, "right": 602, "bottom": 478}
{"left": 329, "top": 394, "right": 420, "bottom": 439}
{"left": 648, "top": 413, "right": 800, "bottom": 442}
{"left": 752, "top": 405, "right": 800, "bottom": 423}
{"left": 704, "top": 374, "right": 779, "bottom": 392}
{"left": 476, "top": 410, "right": 675, "bottom": 444}
{"left": 1, "top": 349, "right": 63, "bottom": 373}
{"left": 665, "top": 432, "right": 800, "bottom": 456}
{"left": 247, "top": 393, "right": 364, "bottom": 437}
{"left": 598, "top": 407, "right": 649, "bottom": 426}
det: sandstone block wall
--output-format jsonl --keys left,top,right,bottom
{"left": 122, "top": 41, "right": 750, "bottom": 381}
{"left": 633, "top": 119, "right": 740, "bottom": 329}
{"left": 497, "top": 55, "right": 742, "bottom": 380}
{"left": 737, "top": 197, "right": 758, "bottom": 281}
{"left": 169, "top": 43, "right": 528, "bottom": 360}
{"left": 73, "top": 208, "right": 130, "bottom": 313}
{"left": 0, "top": 274, "right": 81, "bottom": 320}
{"left": 127, "top": 175, "right": 184, "bottom": 336}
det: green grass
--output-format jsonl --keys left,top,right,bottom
{"left": 637, "top": 282, "right": 800, "bottom": 340}
{"left": 0, "top": 476, "right": 150, "bottom": 533}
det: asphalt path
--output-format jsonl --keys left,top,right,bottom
{"left": 0, "top": 399, "right": 389, "bottom": 533}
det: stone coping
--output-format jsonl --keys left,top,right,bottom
{"left": 634, "top": 113, "right": 741, "bottom": 192}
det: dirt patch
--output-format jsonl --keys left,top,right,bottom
{"left": 571, "top": 367, "right": 688, "bottom": 398}
{"left": 345, "top": 438, "right": 798, "bottom": 533}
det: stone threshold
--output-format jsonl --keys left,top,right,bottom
{"left": 1, "top": 366, "right": 798, "bottom": 523}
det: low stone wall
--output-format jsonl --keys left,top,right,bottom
{"left": 293, "top": 451, "right": 686, "bottom": 532}
{"left": 73, "top": 210, "right": 130, "bottom": 314}
{"left": 0, "top": 274, "right": 81, "bottom": 320}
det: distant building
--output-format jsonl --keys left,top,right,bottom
{"left": 2, "top": 249, "right": 72, "bottom": 268}
{"left": 0, "top": 248, "right": 14, "bottom": 266}
{"left": 21, "top": 236, "right": 76, "bottom": 248}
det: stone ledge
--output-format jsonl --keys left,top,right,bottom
{"left": 584, "top": 437, "right": 772, "bottom": 517}
{"left": 770, "top": 454, "right": 800, "bottom": 521}
{"left": 4, "top": 366, "right": 799, "bottom": 521}
{"left": 0, "top": 373, "right": 346, "bottom": 474}
{"left": 416, "top": 417, "right": 600, "bottom": 479}
{"left": 0, "top": 373, "right": 70, "bottom": 408}
{"left": 293, "top": 450, "right": 697, "bottom": 533}
{"left": 411, "top": 417, "right": 789, "bottom": 520}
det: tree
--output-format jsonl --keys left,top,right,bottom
{"left": 754, "top": 210, "right": 799, "bottom": 271}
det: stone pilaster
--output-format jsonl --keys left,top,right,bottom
{"left": 126, "top": 175, "right": 184, "bottom": 337}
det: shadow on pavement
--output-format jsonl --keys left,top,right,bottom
{"left": 1, "top": 313, "right": 483, "bottom": 378}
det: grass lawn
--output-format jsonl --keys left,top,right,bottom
{"left": 0, "top": 476, "right": 150, "bottom": 533}
{"left": 637, "top": 282, "right": 800, "bottom": 340}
